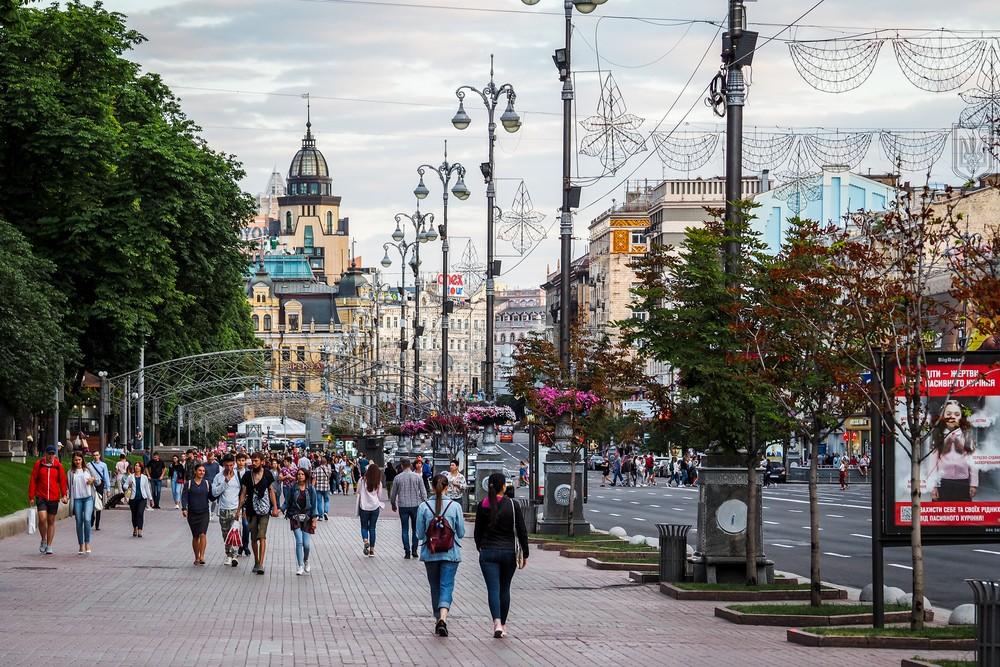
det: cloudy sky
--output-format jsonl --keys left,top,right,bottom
{"left": 100, "top": 0, "right": 999, "bottom": 288}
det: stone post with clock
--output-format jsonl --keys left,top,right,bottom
{"left": 690, "top": 452, "right": 774, "bottom": 583}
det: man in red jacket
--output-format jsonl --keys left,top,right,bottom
{"left": 28, "top": 445, "right": 68, "bottom": 555}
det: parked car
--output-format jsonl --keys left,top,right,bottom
{"left": 588, "top": 454, "right": 605, "bottom": 470}
{"left": 499, "top": 430, "right": 513, "bottom": 443}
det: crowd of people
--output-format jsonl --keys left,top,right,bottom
{"left": 597, "top": 451, "right": 701, "bottom": 488}
{"left": 27, "top": 443, "right": 530, "bottom": 639}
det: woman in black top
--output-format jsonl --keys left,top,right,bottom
{"left": 473, "top": 472, "right": 529, "bottom": 639}
{"left": 181, "top": 463, "right": 211, "bottom": 565}
{"left": 169, "top": 455, "right": 185, "bottom": 510}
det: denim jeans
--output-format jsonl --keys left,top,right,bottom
{"left": 359, "top": 508, "right": 380, "bottom": 547}
{"left": 151, "top": 478, "right": 163, "bottom": 508}
{"left": 73, "top": 496, "right": 94, "bottom": 546}
{"left": 398, "top": 506, "right": 418, "bottom": 555}
{"left": 424, "top": 560, "right": 459, "bottom": 614}
{"left": 612, "top": 470, "right": 623, "bottom": 486}
{"left": 317, "top": 490, "right": 330, "bottom": 516}
{"left": 171, "top": 479, "right": 183, "bottom": 505}
{"left": 293, "top": 527, "right": 312, "bottom": 567}
{"left": 479, "top": 548, "right": 517, "bottom": 623}
{"left": 241, "top": 516, "right": 250, "bottom": 552}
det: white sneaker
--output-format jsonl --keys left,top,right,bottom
{"left": 296, "top": 566, "right": 304, "bottom": 576}
{"left": 304, "top": 562, "right": 311, "bottom": 574}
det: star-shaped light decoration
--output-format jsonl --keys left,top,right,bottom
{"left": 773, "top": 140, "right": 823, "bottom": 215}
{"left": 454, "top": 240, "right": 485, "bottom": 296}
{"left": 959, "top": 45, "right": 1000, "bottom": 161}
{"left": 579, "top": 73, "right": 647, "bottom": 174}
{"left": 498, "top": 180, "right": 547, "bottom": 255}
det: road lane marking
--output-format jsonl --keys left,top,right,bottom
{"left": 888, "top": 563, "right": 913, "bottom": 571}
{"left": 762, "top": 495, "right": 870, "bottom": 511}
{"left": 826, "top": 514, "right": 845, "bottom": 518}
{"left": 771, "top": 543, "right": 795, "bottom": 549}
{"left": 787, "top": 509, "right": 803, "bottom": 513}
{"left": 671, "top": 508, "right": 684, "bottom": 511}
{"left": 974, "top": 549, "right": 1000, "bottom": 556}
{"left": 629, "top": 501, "right": 639, "bottom": 505}
{"left": 763, "top": 520, "right": 780, "bottom": 525}
{"left": 589, "top": 509, "right": 601, "bottom": 513}
{"left": 608, "top": 513, "right": 621, "bottom": 517}
{"left": 850, "top": 533, "right": 872, "bottom": 539}
{"left": 633, "top": 517, "right": 647, "bottom": 521}
{"left": 824, "top": 552, "right": 851, "bottom": 558}
{"left": 649, "top": 505, "right": 661, "bottom": 508}
{"left": 802, "top": 526, "right": 823, "bottom": 531}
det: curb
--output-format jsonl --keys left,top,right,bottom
{"left": 587, "top": 557, "right": 659, "bottom": 572}
{"left": 714, "top": 606, "right": 933, "bottom": 627}
{"left": 660, "top": 583, "right": 848, "bottom": 601}
{"left": 0, "top": 503, "right": 72, "bottom": 540}
{"left": 561, "top": 549, "right": 655, "bottom": 559}
{"left": 786, "top": 628, "right": 975, "bottom": 650}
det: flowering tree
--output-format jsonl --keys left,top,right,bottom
{"left": 463, "top": 405, "right": 516, "bottom": 427}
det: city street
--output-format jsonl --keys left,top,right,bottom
{"left": 0, "top": 495, "right": 964, "bottom": 667}
{"left": 498, "top": 432, "right": 996, "bottom": 610}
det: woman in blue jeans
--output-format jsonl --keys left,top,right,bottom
{"left": 283, "top": 468, "right": 318, "bottom": 576}
{"left": 357, "top": 462, "right": 384, "bottom": 557}
{"left": 67, "top": 452, "right": 96, "bottom": 555}
{"left": 416, "top": 474, "right": 466, "bottom": 637}
{"left": 473, "top": 472, "right": 529, "bottom": 638}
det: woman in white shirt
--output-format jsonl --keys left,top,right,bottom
{"left": 122, "top": 462, "right": 154, "bottom": 538}
{"left": 67, "top": 452, "right": 96, "bottom": 554}
{"left": 445, "top": 459, "right": 466, "bottom": 501}
{"left": 357, "top": 463, "right": 385, "bottom": 558}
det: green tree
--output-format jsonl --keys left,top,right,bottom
{"left": 0, "top": 1, "right": 256, "bottom": 393}
{"left": 0, "top": 217, "right": 77, "bottom": 432}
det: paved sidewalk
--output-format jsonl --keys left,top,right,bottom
{"left": 0, "top": 493, "right": 970, "bottom": 666}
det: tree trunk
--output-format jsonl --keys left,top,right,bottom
{"left": 910, "top": 450, "right": 925, "bottom": 629}
{"left": 809, "top": 430, "right": 822, "bottom": 607}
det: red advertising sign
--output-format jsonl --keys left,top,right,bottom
{"left": 894, "top": 364, "right": 1000, "bottom": 397}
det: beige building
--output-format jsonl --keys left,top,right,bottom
{"left": 588, "top": 201, "right": 651, "bottom": 335}
{"left": 647, "top": 175, "right": 770, "bottom": 247}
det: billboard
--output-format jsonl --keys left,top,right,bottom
{"left": 883, "top": 352, "right": 1000, "bottom": 539}
{"left": 436, "top": 273, "right": 465, "bottom": 297}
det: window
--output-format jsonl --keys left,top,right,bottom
{"left": 252, "top": 314, "right": 259, "bottom": 330}
{"left": 310, "top": 183, "right": 319, "bottom": 195}
{"left": 281, "top": 348, "right": 290, "bottom": 362}
{"left": 285, "top": 212, "right": 293, "bottom": 234}
{"left": 282, "top": 377, "right": 291, "bottom": 390}
{"left": 263, "top": 315, "right": 272, "bottom": 331}
{"left": 289, "top": 314, "right": 299, "bottom": 331}
{"left": 631, "top": 231, "right": 647, "bottom": 245}
{"left": 326, "top": 211, "right": 334, "bottom": 235}
{"left": 296, "top": 346, "right": 305, "bottom": 362}
{"left": 297, "top": 378, "right": 306, "bottom": 391}
{"left": 304, "top": 225, "right": 314, "bottom": 249}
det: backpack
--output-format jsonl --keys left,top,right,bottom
{"left": 423, "top": 500, "right": 456, "bottom": 554}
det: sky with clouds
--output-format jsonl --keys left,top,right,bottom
{"left": 97, "top": 0, "right": 1000, "bottom": 288}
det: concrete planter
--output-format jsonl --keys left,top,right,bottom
{"left": 0, "top": 502, "right": 72, "bottom": 540}
{"left": 561, "top": 549, "right": 655, "bottom": 559}
{"left": 786, "top": 628, "right": 975, "bottom": 650}
{"left": 660, "top": 583, "right": 848, "bottom": 602}
{"left": 586, "top": 557, "right": 658, "bottom": 572}
{"left": 714, "top": 606, "right": 932, "bottom": 627}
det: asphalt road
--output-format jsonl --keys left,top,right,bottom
{"left": 497, "top": 432, "right": 997, "bottom": 610}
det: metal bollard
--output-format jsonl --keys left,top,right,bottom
{"left": 967, "top": 580, "right": 1000, "bottom": 667}
{"left": 656, "top": 523, "right": 690, "bottom": 583}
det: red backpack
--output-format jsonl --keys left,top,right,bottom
{"left": 424, "top": 500, "right": 456, "bottom": 553}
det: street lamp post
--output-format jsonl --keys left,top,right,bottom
{"left": 451, "top": 55, "right": 521, "bottom": 405}
{"left": 414, "top": 141, "right": 470, "bottom": 415}
{"left": 522, "top": 0, "right": 607, "bottom": 536}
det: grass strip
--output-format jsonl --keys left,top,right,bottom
{"left": 729, "top": 603, "right": 909, "bottom": 616}
{"left": 805, "top": 626, "right": 974, "bottom": 639}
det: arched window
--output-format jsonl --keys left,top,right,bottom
{"left": 285, "top": 211, "right": 293, "bottom": 233}
{"left": 252, "top": 314, "right": 259, "bottom": 330}
{"left": 263, "top": 315, "right": 272, "bottom": 331}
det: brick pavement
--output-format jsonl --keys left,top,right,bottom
{"left": 0, "top": 492, "right": 973, "bottom": 666}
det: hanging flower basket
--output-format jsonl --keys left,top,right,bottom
{"left": 401, "top": 419, "right": 431, "bottom": 436}
{"left": 425, "top": 414, "right": 467, "bottom": 434}
{"left": 535, "top": 386, "right": 602, "bottom": 419}
{"left": 464, "top": 405, "right": 516, "bottom": 427}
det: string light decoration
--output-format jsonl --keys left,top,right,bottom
{"left": 741, "top": 132, "right": 796, "bottom": 172}
{"left": 788, "top": 39, "right": 884, "bottom": 93}
{"left": 802, "top": 131, "right": 873, "bottom": 171}
{"left": 454, "top": 239, "right": 486, "bottom": 296}
{"left": 878, "top": 130, "right": 950, "bottom": 172}
{"left": 651, "top": 131, "right": 719, "bottom": 172}
{"left": 498, "top": 180, "right": 547, "bottom": 255}
{"left": 958, "top": 46, "right": 1000, "bottom": 162}
{"left": 892, "top": 39, "right": 988, "bottom": 93}
{"left": 579, "top": 73, "right": 647, "bottom": 174}
{"left": 773, "top": 143, "right": 823, "bottom": 215}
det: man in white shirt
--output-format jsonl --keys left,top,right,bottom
{"left": 212, "top": 454, "right": 243, "bottom": 567}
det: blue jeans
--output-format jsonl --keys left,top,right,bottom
{"left": 424, "top": 560, "right": 460, "bottom": 614}
{"left": 317, "top": 490, "right": 330, "bottom": 516}
{"left": 479, "top": 548, "right": 517, "bottom": 623}
{"left": 612, "top": 470, "right": 623, "bottom": 486}
{"left": 151, "top": 478, "right": 163, "bottom": 508}
{"left": 292, "top": 527, "right": 312, "bottom": 567}
{"left": 171, "top": 479, "right": 183, "bottom": 505}
{"left": 241, "top": 516, "right": 250, "bottom": 552}
{"left": 398, "top": 506, "right": 418, "bottom": 555}
{"left": 359, "top": 508, "right": 380, "bottom": 547}
{"left": 73, "top": 496, "right": 94, "bottom": 546}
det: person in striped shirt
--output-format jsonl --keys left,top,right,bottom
{"left": 312, "top": 456, "right": 332, "bottom": 520}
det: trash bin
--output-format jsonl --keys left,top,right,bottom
{"left": 515, "top": 497, "right": 537, "bottom": 534}
{"left": 967, "top": 579, "right": 1000, "bottom": 667}
{"left": 656, "top": 523, "right": 690, "bottom": 583}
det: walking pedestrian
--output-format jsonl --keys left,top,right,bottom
{"left": 445, "top": 459, "right": 466, "bottom": 501}
{"left": 358, "top": 462, "right": 385, "bottom": 558}
{"left": 312, "top": 455, "right": 332, "bottom": 521}
{"left": 278, "top": 456, "right": 297, "bottom": 508}
{"left": 181, "top": 463, "right": 210, "bottom": 565}
{"left": 416, "top": 473, "right": 466, "bottom": 637}
{"left": 389, "top": 458, "right": 427, "bottom": 559}
{"left": 67, "top": 452, "right": 96, "bottom": 555}
{"left": 169, "top": 455, "right": 185, "bottom": 509}
{"left": 236, "top": 451, "right": 281, "bottom": 575}
{"left": 88, "top": 451, "right": 111, "bottom": 531}
{"left": 114, "top": 453, "right": 129, "bottom": 493}
{"left": 351, "top": 457, "right": 362, "bottom": 495}
{"left": 839, "top": 458, "right": 849, "bottom": 491}
{"left": 384, "top": 458, "right": 397, "bottom": 496}
{"left": 203, "top": 452, "right": 221, "bottom": 520}
{"left": 474, "top": 472, "right": 529, "bottom": 639}
{"left": 234, "top": 452, "right": 251, "bottom": 557}
{"left": 212, "top": 454, "right": 242, "bottom": 567}
{"left": 611, "top": 454, "right": 623, "bottom": 487}
{"left": 600, "top": 457, "right": 610, "bottom": 487}
{"left": 28, "top": 445, "right": 67, "bottom": 556}
{"left": 283, "top": 468, "right": 318, "bottom": 575}
{"left": 517, "top": 460, "right": 528, "bottom": 488}
{"left": 122, "top": 461, "right": 153, "bottom": 538}
{"left": 147, "top": 452, "right": 166, "bottom": 509}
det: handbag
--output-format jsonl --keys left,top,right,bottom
{"left": 511, "top": 498, "right": 525, "bottom": 569}
{"left": 89, "top": 462, "right": 106, "bottom": 494}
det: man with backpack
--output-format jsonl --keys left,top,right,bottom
{"left": 415, "top": 473, "right": 466, "bottom": 637}
{"left": 28, "top": 445, "right": 68, "bottom": 555}
{"left": 389, "top": 458, "right": 427, "bottom": 559}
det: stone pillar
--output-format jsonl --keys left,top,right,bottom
{"left": 474, "top": 424, "right": 505, "bottom": 506}
{"left": 536, "top": 450, "right": 589, "bottom": 535}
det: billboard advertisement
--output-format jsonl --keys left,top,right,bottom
{"left": 883, "top": 352, "right": 1000, "bottom": 539}
{"left": 436, "top": 273, "right": 465, "bottom": 297}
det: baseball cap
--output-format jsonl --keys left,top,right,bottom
{"left": 45, "top": 445, "right": 57, "bottom": 454}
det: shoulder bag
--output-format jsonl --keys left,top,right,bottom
{"left": 511, "top": 498, "right": 524, "bottom": 569}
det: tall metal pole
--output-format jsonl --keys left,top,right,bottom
{"left": 485, "top": 104, "right": 497, "bottom": 403}
{"left": 399, "top": 257, "right": 407, "bottom": 420}
{"left": 413, "top": 240, "right": 421, "bottom": 406}
{"left": 724, "top": 0, "right": 748, "bottom": 276}
{"left": 137, "top": 343, "right": 145, "bottom": 449}
{"left": 558, "top": 0, "right": 573, "bottom": 385}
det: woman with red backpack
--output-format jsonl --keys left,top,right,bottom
{"left": 416, "top": 473, "right": 466, "bottom": 637}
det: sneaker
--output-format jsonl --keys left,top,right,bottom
{"left": 231, "top": 558, "right": 238, "bottom": 568}
{"left": 368, "top": 549, "right": 375, "bottom": 558}
{"left": 435, "top": 619, "right": 448, "bottom": 637}
{"left": 296, "top": 566, "right": 304, "bottom": 576}
{"left": 45, "top": 546, "right": 54, "bottom": 555}
{"left": 304, "top": 562, "right": 311, "bottom": 574}
{"left": 256, "top": 567, "right": 265, "bottom": 575}
{"left": 39, "top": 540, "right": 47, "bottom": 554}
{"left": 363, "top": 543, "right": 370, "bottom": 557}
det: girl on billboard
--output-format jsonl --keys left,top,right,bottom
{"left": 927, "top": 400, "right": 978, "bottom": 502}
